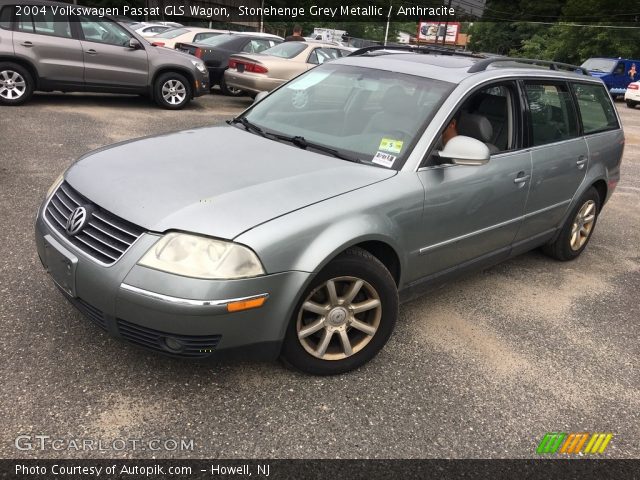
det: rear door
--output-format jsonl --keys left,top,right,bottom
{"left": 12, "top": 7, "right": 84, "bottom": 88}
{"left": 514, "top": 81, "right": 588, "bottom": 242}
{"left": 78, "top": 15, "right": 148, "bottom": 90}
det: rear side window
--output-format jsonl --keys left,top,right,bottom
{"left": 571, "top": 83, "right": 620, "bottom": 134}
{"left": 0, "top": 6, "right": 12, "bottom": 30}
{"left": 32, "top": 10, "right": 72, "bottom": 38}
{"left": 524, "top": 82, "right": 579, "bottom": 146}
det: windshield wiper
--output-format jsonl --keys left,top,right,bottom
{"left": 269, "top": 133, "right": 362, "bottom": 163}
{"left": 228, "top": 118, "right": 361, "bottom": 163}
{"left": 227, "top": 116, "right": 271, "bottom": 138}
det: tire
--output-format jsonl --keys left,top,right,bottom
{"left": 219, "top": 75, "right": 245, "bottom": 97}
{"left": 154, "top": 72, "right": 191, "bottom": 110}
{"left": 281, "top": 247, "right": 398, "bottom": 375}
{"left": 0, "top": 62, "right": 34, "bottom": 106}
{"left": 542, "top": 187, "right": 601, "bottom": 261}
{"left": 626, "top": 100, "right": 637, "bottom": 109}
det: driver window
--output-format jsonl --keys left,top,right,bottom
{"left": 430, "top": 83, "right": 516, "bottom": 165}
{"left": 79, "top": 16, "right": 131, "bottom": 47}
{"left": 613, "top": 62, "right": 625, "bottom": 75}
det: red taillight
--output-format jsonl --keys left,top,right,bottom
{"left": 252, "top": 64, "right": 268, "bottom": 74}
{"left": 628, "top": 84, "right": 639, "bottom": 90}
{"left": 151, "top": 42, "right": 165, "bottom": 47}
{"left": 194, "top": 47, "right": 203, "bottom": 59}
{"left": 228, "top": 59, "right": 267, "bottom": 74}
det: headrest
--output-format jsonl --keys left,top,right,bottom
{"left": 457, "top": 113, "right": 494, "bottom": 143}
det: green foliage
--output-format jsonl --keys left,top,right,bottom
{"left": 470, "top": 0, "right": 640, "bottom": 64}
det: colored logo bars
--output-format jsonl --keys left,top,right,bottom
{"left": 537, "top": 433, "right": 613, "bottom": 455}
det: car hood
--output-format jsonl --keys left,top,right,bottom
{"left": 65, "top": 126, "right": 396, "bottom": 239}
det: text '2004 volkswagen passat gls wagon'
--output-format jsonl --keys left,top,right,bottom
{"left": 36, "top": 48, "right": 624, "bottom": 375}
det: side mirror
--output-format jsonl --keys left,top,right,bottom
{"left": 253, "top": 91, "right": 268, "bottom": 104}
{"left": 129, "top": 38, "right": 142, "bottom": 50}
{"left": 437, "top": 135, "right": 490, "bottom": 166}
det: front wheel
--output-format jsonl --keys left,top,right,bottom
{"left": 543, "top": 187, "right": 600, "bottom": 261}
{"left": 281, "top": 247, "right": 398, "bottom": 375}
{"left": 154, "top": 72, "right": 191, "bottom": 110}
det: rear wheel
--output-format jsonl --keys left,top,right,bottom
{"left": 219, "top": 75, "right": 245, "bottom": 97}
{"left": 281, "top": 247, "right": 398, "bottom": 375}
{"left": 154, "top": 72, "right": 191, "bottom": 110}
{"left": 626, "top": 100, "right": 637, "bottom": 108}
{"left": 543, "top": 187, "right": 600, "bottom": 261}
{"left": 0, "top": 63, "right": 34, "bottom": 106}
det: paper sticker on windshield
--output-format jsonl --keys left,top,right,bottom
{"left": 379, "top": 138, "right": 404, "bottom": 155}
{"left": 372, "top": 151, "right": 397, "bottom": 168}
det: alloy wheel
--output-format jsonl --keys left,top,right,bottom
{"left": 570, "top": 199, "right": 596, "bottom": 250}
{"left": 161, "top": 79, "right": 187, "bottom": 105}
{"left": 0, "top": 70, "right": 26, "bottom": 101}
{"left": 296, "top": 276, "right": 382, "bottom": 361}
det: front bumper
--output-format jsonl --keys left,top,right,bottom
{"left": 223, "top": 69, "right": 284, "bottom": 95}
{"left": 193, "top": 69, "right": 210, "bottom": 97}
{"left": 34, "top": 201, "right": 311, "bottom": 360}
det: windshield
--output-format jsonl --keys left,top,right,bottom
{"left": 581, "top": 58, "right": 617, "bottom": 73}
{"left": 260, "top": 42, "right": 307, "bottom": 59}
{"left": 242, "top": 64, "right": 455, "bottom": 169}
{"left": 154, "top": 28, "right": 188, "bottom": 39}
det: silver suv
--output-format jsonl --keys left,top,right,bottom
{"left": 35, "top": 47, "right": 624, "bottom": 375}
{"left": 0, "top": 0, "right": 209, "bottom": 108}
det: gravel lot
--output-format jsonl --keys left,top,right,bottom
{"left": 0, "top": 92, "right": 638, "bottom": 459}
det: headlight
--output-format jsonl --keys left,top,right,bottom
{"left": 46, "top": 173, "right": 64, "bottom": 199}
{"left": 191, "top": 60, "right": 207, "bottom": 74}
{"left": 139, "top": 232, "right": 265, "bottom": 279}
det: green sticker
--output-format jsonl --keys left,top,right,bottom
{"left": 379, "top": 138, "right": 403, "bottom": 154}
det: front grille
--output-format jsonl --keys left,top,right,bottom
{"left": 45, "top": 182, "right": 145, "bottom": 265}
{"left": 117, "top": 319, "right": 222, "bottom": 358}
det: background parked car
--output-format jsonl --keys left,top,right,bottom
{"left": 149, "top": 27, "right": 227, "bottom": 49}
{"left": 624, "top": 81, "right": 640, "bottom": 108}
{"left": 177, "top": 33, "right": 282, "bottom": 96}
{"left": 130, "top": 23, "right": 175, "bottom": 38}
{"left": 0, "top": 2, "right": 209, "bottom": 109}
{"left": 224, "top": 41, "right": 352, "bottom": 97}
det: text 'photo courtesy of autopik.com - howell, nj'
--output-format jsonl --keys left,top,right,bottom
{"left": 0, "top": 0, "right": 639, "bottom": 478}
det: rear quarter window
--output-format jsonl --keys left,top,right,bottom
{"left": 0, "top": 6, "right": 12, "bottom": 30}
{"left": 571, "top": 83, "right": 620, "bottom": 134}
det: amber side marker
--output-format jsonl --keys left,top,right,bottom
{"left": 226, "top": 296, "right": 268, "bottom": 312}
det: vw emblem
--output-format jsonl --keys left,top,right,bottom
{"left": 66, "top": 206, "right": 89, "bottom": 236}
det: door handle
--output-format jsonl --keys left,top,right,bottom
{"left": 576, "top": 156, "right": 588, "bottom": 169}
{"left": 20, "top": 41, "right": 33, "bottom": 47}
{"left": 514, "top": 173, "right": 531, "bottom": 184}
{"left": 86, "top": 49, "right": 97, "bottom": 55}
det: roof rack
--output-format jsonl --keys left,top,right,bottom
{"left": 467, "top": 57, "right": 589, "bottom": 75}
{"left": 349, "top": 45, "right": 481, "bottom": 58}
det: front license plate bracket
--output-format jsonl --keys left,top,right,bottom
{"left": 43, "top": 234, "right": 78, "bottom": 298}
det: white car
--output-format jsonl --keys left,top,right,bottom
{"left": 624, "top": 81, "right": 640, "bottom": 108}
{"left": 149, "top": 27, "right": 228, "bottom": 49}
{"left": 130, "top": 23, "right": 175, "bottom": 38}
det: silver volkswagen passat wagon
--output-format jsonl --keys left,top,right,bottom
{"left": 35, "top": 48, "right": 624, "bottom": 375}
